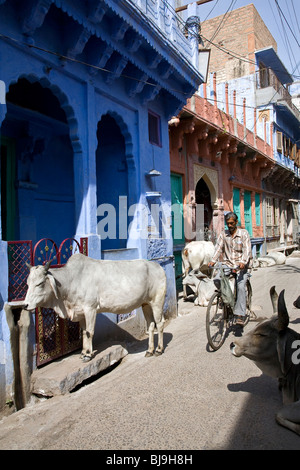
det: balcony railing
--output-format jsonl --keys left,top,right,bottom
{"left": 256, "top": 68, "right": 300, "bottom": 120}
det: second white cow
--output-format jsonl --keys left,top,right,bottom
{"left": 181, "top": 241, "right": 215, "bottom": 299}
{"left": 182, "top": 270, "right": 217, "bottom": 306}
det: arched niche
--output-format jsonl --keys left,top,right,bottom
{"left": 96, "top": 112, "right": 135, "bottom": 251}
{"left": 0, "top": 75, "right": 82, "bottom": 243}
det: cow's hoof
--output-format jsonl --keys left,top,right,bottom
{"left": 155, "top": 349, "right": 163, "bottom": 356}
{"left": 81, "top": 355, "right": 92, "bottom": 362}
{"left": 145, "top": 351, "right": 154, "bottom": 357}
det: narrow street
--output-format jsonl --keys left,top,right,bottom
{"left": 0, "top": 256, "right": 300, "bottom": 451}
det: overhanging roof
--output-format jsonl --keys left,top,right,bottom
{"left": 255, "top": 47, "right": 293, "bottom": 84}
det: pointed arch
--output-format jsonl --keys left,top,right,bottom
{"left": 2, "top": 73, "right": 82, "bottom": 153}
{"left": 0, "top": 74, "right": 82, "bottom": 243}
{"left": 104, "top": 110, "right": 135, "bottom": 169}
{"left": 96, "top": 111, "right": 136, "bottom": 250}
{"left": 193, "top": 164, "right": 218, "bottom": 208}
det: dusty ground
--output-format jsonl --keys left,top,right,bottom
{"left": 0, "top": 256, "right": 300, "bottom": 450}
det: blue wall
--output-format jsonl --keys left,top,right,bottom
{"left": 0, "top": 0, "right": 204, "bottom": 406}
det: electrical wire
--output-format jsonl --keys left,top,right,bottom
{"left": 274, "top": 0, "right": 300, "bottom": 48}
{"left": 202, "top": 0, "right": 220, "bottom": 22}
{"left": 163, "top": 0, "right": 299, "bottom": 80}
{"left": 0, "top": 32, "right": 190, "bottom": 97}
{"left": 0, "top": 1, "right": 298, "bottom": 121}
{"left": 209, "top": 0, "right": 237, "bottom": 42}
{"left": 291, "top": 0, "right": 300, "bottom": 36}
{"left": 274, "top": 0, "right": 300, "bottom": 76}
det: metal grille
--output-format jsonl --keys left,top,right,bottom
{"left": 7, "top": 237, "right": 88, "bottom": 367}
{"left": 34, "top": 238, "right": 87, "bottom": 366}
{"left": 7, "top": 240, "right": 32, "bottom": 302}
{"left": 33, "top": 238, "right": 59, "bottom": 267}
{"left": 36, "top": 307, "right": 62, "bottom": 364}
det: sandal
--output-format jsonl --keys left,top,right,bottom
{"left": 235, "top": 316, "right": 244, "bottom": 326}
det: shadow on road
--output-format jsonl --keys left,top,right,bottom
{"left": 123, "top": 332, "right": 173, "bottom": 355}
{"left": 276, "top": 264, "right": 300, "bottom": 274}
{"left": 225, "top": 374, "right": 300, "bottom": 449}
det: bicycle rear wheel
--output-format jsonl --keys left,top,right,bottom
{"left": 243, "top": 280, "right": 252, "bottom": 326}
{"left": 206, "top": 291, "right": 227, "bottom": 350}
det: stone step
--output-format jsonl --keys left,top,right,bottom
{"left": 31, "top": 344, "right": 128, "bottom": 397}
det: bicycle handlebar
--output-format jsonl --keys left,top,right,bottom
{"left": 208, "top": 263, "right": 240, "bottom": 274}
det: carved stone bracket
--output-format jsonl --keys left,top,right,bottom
{"left": 125, "top": 30, "right": 142, "bottom": 53}
{"left": 88, "top": 43, "right": 114, "bottom": 75}
{"left": 21, "top": 0, "right": 53, "bottom": 36}
{"left": 67, "top": 27, "right": 92, "bottom": 59}
{"left": 105, "top": 55, "right": 128, "bottom": 84}
{"left": 127, "top": 71, "right": 149, "bottom": 98}
{"left": 240, "top": 151, "right": 257, "bottom": 174}
{"left": 170, "top": 118, "right": 196, "bottom": 150}
{"left": 87, "top": 1, "right": 107, "bottom": 24}
{"left": 111, "top": 17, "right": 129, "bottom": 41}
{"left": 141, "top": 83, "right": 161, "bottom": 104}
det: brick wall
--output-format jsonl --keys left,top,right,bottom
{"left": 200, "top": 4, "right": 277, "bottom": 84}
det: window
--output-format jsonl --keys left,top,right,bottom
{"left": 273, "top": 198, "right": 279, "bottom": 236}
{"left": 276, "top": 131, "right": 283, "bottom": 153}
{"left": 296, "top": 147, "right": 300, "bottom": 167}
{"left": 148, "top": 110, "right": 161, "bottom": 146}
{"left": 283, "top": 135, "right": 289, "bottom": 157}
{"left": 255, "top": 193, "right": 261, "bottom": 226}
{"left": 259, "top": 62, "right": 269, "bottom": 88}
{"left": 232, "top": 187, "right": 241, "bottom": 226}
{"left": 266, "top": 197, "right": 272, "bottom": 226}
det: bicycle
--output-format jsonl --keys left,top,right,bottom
{"left": 206, "top": 263, "right": 256, "bottom": 351}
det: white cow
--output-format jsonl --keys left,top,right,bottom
{"left": 24, "top": 254, "right": 166, "bottom": 361}
{"left": 181, "top": 241, "right": 215, "bottom": 299}
{"left": 182, "top": 241, "right": 215, "bottom": 275}
{"left": 182, "top": 270, "right": 217, "bottom": 306}
{"left": 253, "top": 251, "right": 286, "bottom": 268}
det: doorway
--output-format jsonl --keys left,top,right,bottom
{"left": 96, "top": 114, "right": 129, "bottom": 250}
{"left": 1, "top": 137, "right": 16, "bottom": 240}
{"left": 195, "top": 178, "right": 212, "bottom": 231}
{"left": 1, "top": 77, "right": 76, "bottom": 245}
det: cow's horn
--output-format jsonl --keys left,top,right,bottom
{"left": 270, "top": 285, "right": 278, "bottom": 314}
{"left": 25, "top": 262, "right": 32, "bottom": 270}
{"left": 277, "top": 290, "right": 289, "bottom": 331}
{"left": 44, "top": 258, "right": 54, "bottom": 271}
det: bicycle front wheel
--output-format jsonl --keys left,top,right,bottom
{"left": 206, "top": 291, "right": 227, "bottom": 351}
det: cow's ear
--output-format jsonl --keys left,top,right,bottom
{"left": 47, "top": 273, "right": 58, "bottom": 299}
{"left": 276, "top": 290, "right": 289, "bottom": 331}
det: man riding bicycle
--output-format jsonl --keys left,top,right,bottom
{"left": 208, "top": 211, "right": 252, "bottom": 326}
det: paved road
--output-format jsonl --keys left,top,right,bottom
{"left": 1, "top": 256, "right": 300, "bottom": 450}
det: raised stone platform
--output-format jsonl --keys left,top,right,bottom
{"left": 31, "top": 344, "right": 128, "bottom": 397}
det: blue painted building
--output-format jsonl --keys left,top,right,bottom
{"left": 198, "top": 4, "right": 300, "bottom": 254}
{"left": 0, "top": 0, "right": 205, "bottom": 410}
{"left": 254, "top": 47, "right": 300, "bottom": 250}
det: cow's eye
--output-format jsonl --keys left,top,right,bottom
{"left": 36, "top": 281, "right": 45, "bottom": 287}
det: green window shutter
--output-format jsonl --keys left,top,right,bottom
{"left": 255, "top": 193, "right": 261, "bottom": 226}
{"left": 232, "top": 187, "right": 241, "bottom": 226}
{"left": 244, "top": 190, "right": 253, "bottom": 236}
{"left": 171, "top": 173, "right": 185, "bottom": 245}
